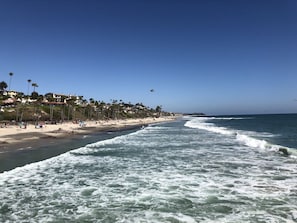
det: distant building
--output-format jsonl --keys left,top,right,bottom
{"left": 3, "top": 90, "right": 18, "bottom": 98}
{"left": 52, "top": 93, "right": 66, "bottom": 103}
{"left": 0, "top": 97, "right": 16, "bottom": 106}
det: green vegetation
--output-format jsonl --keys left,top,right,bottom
{"left": 0, "top": 75, "right": 173, "bottom": 123}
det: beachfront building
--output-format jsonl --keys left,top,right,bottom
{"left": 44, "top": 93, "right": 67, "bottom": 104}
{"left": 2, "top": 90, "right": 24, "bottom": 99}
{"left": 43, "top": 93, "right": 86, "bottom": 106}
{"left": 66, "top": 95, "right": 84, "bottom": 106}
{"left": 0, "top": 98, "right": 16, "bottom": 106}
{"left": 0, "top": 90, "right": 28, "bottom": 106}
{"left": 3, "top": 90, "right": 17, "bottom": 98}
{"left": 0, "top": 82, "right": 170, "bottom": 122}
{"left": 52, "top": 93, "right": 67, "bottom": 103}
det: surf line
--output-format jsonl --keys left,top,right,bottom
{"left": 185, "top": 118, "right": 293, "bottom": 157}
{"left": 233, "top": 132, "right": 290, "bottom": 156}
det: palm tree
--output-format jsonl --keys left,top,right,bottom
{"left": 156, "top": 105, "right": 162, "bottom": 117}
{"left": 27, "top": 79, "right": 32, "bottom": 96}
{"left": 0, "top": 81, "right": 8, "bottom": 93}
{"left": 8, "top": 72, "right": 13, "bottom": 91}
{"left": 32, "top": 83, "right": 38, "bottom": 92}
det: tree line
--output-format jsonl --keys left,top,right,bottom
{"left": 0, "top": 73, "right": 169, "bottom": 124}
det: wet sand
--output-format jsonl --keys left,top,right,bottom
{"left": 0, "top": 117, "right": 177, "bottom": 150}
{"left": 0, "top": 116, "right": 179, "bottom": 172}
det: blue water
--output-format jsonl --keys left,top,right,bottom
{"left": 210, "top": 114, "right": 297, "bottom": 148}
{"left": 0, "top": 114, "right": 297, "bottom": 222}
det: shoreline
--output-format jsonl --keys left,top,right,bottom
{"left": 0, "top": 116, "right": 180, "bottom": 173}
{"left": 0, "top": 116, "right": 179, "bottom": 152}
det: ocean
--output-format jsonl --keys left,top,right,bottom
{"left": 0, "top": 114, "right": 297, "bottom": 223}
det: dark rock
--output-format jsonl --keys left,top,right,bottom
{"left": 279, "top": 148, "right": 289, "bottom": 156}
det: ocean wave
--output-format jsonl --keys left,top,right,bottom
{"left": 184, "top": 117, "right": 296, "bottom": 157}
{"left": 184, "top": 117, "right": 234, "bottom": 136}
{"left": 183, "top": 116, "right": 252, "bottom": 121}
{"left": 1, "top": 119, "right": 297, "bottom": 222}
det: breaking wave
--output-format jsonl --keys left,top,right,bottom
{"left": 184, "top": 117, "right": 297, "bottom": 157}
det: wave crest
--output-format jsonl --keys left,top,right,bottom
{"left": 184, "top": 117, "right": 296, "bottom": 156}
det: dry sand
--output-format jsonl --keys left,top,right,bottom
{"left": 0, "top": 116, "right": 178, "bottom": 150}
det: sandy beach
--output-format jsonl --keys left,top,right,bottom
{"left": 0, "top": 116, "right": 178, "bottom": 151}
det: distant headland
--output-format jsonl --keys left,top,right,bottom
{"left": 183, "top": 113, "right": 206, "bottom": 117}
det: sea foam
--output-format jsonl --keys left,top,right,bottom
{"left": 184, "top": 117, "right": 296, "bottom": 156}
{"left": 1, "top": 119, "right": 297, "bottom": 222}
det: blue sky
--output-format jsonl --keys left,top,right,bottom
{"left": 0, "top": 0, "right": 296, "bottom": 115}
